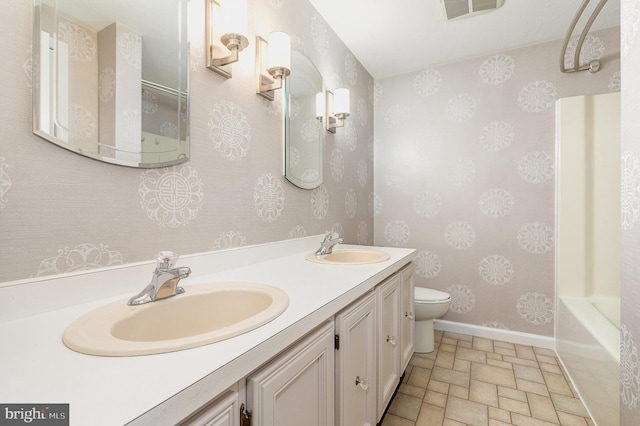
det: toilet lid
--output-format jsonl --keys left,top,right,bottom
{"left": 414, "top": 287, "right": 451, "bottom": 302}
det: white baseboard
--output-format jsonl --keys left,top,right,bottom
{"left": 434, "top": 320, "right": 555, "bottom": 350}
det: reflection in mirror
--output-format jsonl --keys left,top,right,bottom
{"left": 32, "top": 0, "right": 189, "bottom": 168}
{"left": 284, "top": 50, "right": 323, "bottom": 189}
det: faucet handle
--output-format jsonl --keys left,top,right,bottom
{"left": 156, "top": 251, "right": 178, "bottom": 271}
{"left": 323, "top": 230, "right": 339, "bottom": 241}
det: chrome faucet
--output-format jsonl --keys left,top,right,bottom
{"left": 127, "top": 251, "right": 191, "bottom": 305}
{"left": 315, "top": 231, "right": 344, "bottom": 256}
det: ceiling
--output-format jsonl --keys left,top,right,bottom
{"left": 308, "top": 0, "right": 621, "bottom": 79}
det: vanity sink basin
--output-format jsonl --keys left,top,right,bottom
{"left": 304, "top": 249, "right": 390, "bottom": 265}
{"left": 63, "top": 282, "right": 289, "bottom": 356}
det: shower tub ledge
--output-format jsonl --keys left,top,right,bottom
{"left": 556, "top": 295, "right": 620, "bottom": 425}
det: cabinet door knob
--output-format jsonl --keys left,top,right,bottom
{"left": 355, "top": 376, "right": 369, "bottom": 391}
{"left": 405, "top": 311, "right": 415, "bottom": 320}
{"left": 386, "top": 335, "right": 397, "bottom": 346}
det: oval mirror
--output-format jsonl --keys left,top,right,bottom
{"left": 284, "top": 50, "right": 323, "bottom": 189}
{"left": 32, "top": 0, "right": 189, "bottom": 168}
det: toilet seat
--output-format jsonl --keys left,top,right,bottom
{"left": 414, "top": 287, "right": 451, "bottom": 303}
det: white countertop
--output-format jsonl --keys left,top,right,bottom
{"left": 0, "top": 237, "right": 415, "bottom": 425}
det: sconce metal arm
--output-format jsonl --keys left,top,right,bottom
{"left": 209, "top": 33, "right": 249, "bottom": 67}
{"left": 259, "top": 67, "right": 291, "bottom": 93}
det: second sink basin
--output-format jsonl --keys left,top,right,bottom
{"left": 305, "top": 249, "right": 390, "bottom": 265}
{"left": 63, "top": 282, "right": 289, "bottom": 356}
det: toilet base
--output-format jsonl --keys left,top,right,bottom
{"left": 415, "top": 319, "right": 435, "bottom": 353}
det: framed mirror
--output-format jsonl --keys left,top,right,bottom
{"left": 284, "top": 50, "right": 323, "bottom": 189}
{"left": 32, "top": 0, "right": 189, "bottom": 168}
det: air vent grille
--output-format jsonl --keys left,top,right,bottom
{"left": 443, "top": 0, "right": 470, "bottom": 20}
{"left": 440, "top": 0, "right": 504, "bottom": 21}
{"left": 473, "top": 0, "right": 498, "bottom": 12}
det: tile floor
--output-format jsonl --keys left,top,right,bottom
{"left": 382, "top": 331, "right": 594, "bottom": 426}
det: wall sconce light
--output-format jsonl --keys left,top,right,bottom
{"left": 326, "top": 88, "right": 350, "bottom": 133}
{"left": 256, "top": 32, "right": 291, "bottom": 101}
{"left": 205, "top": 0, "right": 249, "bottom": 78}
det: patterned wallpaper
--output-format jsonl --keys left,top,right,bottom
{"left": 3, "top": 0, "right": 640, "bottom": 416}
{"left": 0, "top": 0, "right": 375, "bottom": 282}
{"left": 621, "top": 0, "right": 640, "bottom": 420}
{"left": 0, "top": 0, "right": 633, "bottom": 372}
{"left": 373, "top": 27, "right": 620, "bottom": 337}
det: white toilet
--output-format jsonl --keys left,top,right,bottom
{"left": 414, "top": 287, "right": 452, "bottom": 353}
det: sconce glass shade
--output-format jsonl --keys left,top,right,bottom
{"left": 217, "top": 0, "right": 248, "bottom": 40}
{"left": 333, "top": 88, "right": 350, "bottom": 118}
{"left": 267, "top": 32, "right": 291, "bottom": 74}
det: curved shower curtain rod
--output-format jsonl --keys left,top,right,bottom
{"left": 560, "top": 0, "right": 608, "bottom": 74}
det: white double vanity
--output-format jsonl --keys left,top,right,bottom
{"left": 0, "top": 236, "right": 415, "bottom": 425}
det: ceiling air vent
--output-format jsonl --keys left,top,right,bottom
{"left": 440, "top": 0, "right": 505, "bottom": 21}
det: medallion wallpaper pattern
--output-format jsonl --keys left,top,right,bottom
{"left": 374, "top": 27, "right": 620, "bottom": 337}
{"left": 0, "top": 0, "right": 375, "bottom": 282}
{"left": 621, "top": 0, "right": 640, "bottom": 421}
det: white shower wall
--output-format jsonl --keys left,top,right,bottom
{"left": 555, "top": 92, "right": 621, "bottom": 425}
{"left": 556, "top": 92, "right": 621, "bottom": 300}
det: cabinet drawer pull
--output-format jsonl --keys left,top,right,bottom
{"left": 386, "top": 335, "right": 397, "bottom": 346}
{"left": 355, "top": 376, "right": 369, "bottom": 391}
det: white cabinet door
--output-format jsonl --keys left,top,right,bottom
{"left": 247, "top": 321, "right": 335, "bottom": 426}
{"left": 377, "top": 274, "right": 401, "bottom": 420}
{"left": 335, "top": 292, "right": 377, "bottom": 426}
{"left": 180, "top": 390, "right": 239, "bottom": 426}
{"left": 400, "top": 263, "right": 415, "bottom": 372}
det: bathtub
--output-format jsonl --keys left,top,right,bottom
{"left": 555, "top": 92, "right": 621, "bottom": 426}
{"left": 556, "top": 296, "right": 619, "bottom": 425}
